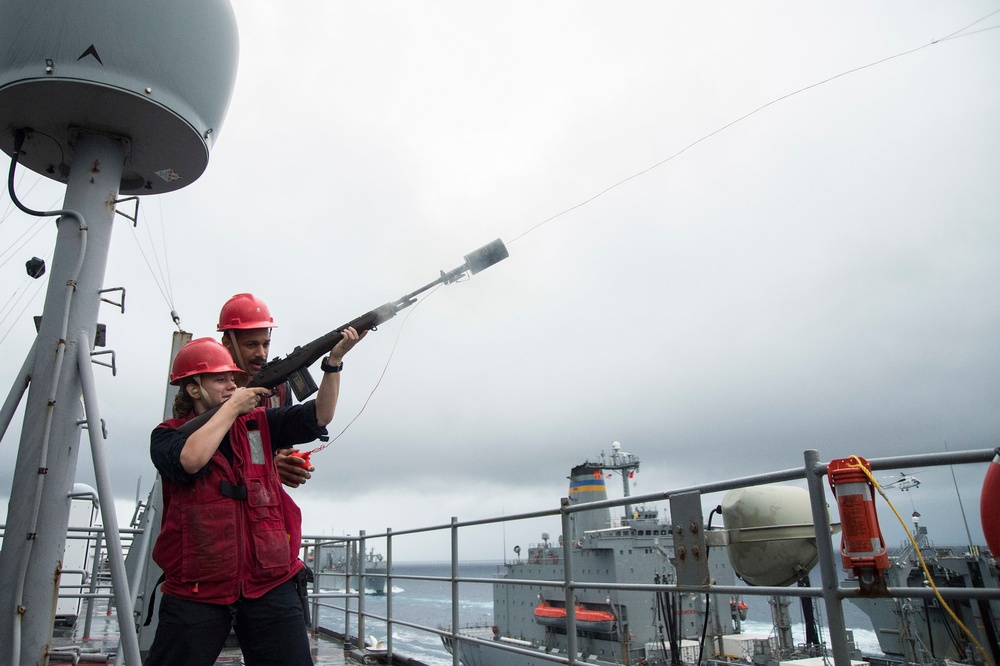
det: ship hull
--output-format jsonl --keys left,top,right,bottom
{"left": 846, "top": 533, "right": 1000, "bottom": 662}
{"left": 443, "top": 635, "right": 625, "bottom": 666}
{"left": 317, "top": 569, "right": 387, "bottom": 595}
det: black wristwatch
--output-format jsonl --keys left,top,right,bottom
{"left": 320, "top": 358, "right": 344, "bottom": 373}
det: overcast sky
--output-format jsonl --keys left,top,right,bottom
{"left": 2, "top": 2, "right": 999, "bottom": 563}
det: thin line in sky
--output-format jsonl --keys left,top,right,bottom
{"left": 506, "top": 13, "right": 1000, "bottom": 247}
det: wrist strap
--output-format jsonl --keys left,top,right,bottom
{"left": 320, "top": 358, "right": 343, "bottom": 373}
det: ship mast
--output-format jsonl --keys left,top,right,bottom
{"left": 606, "top": 441, "right": 640, "bottom": 522}
{"left": 0, "top": 1, "right": 238, "bottom": 663}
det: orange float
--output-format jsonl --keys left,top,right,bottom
{"left": 981, "top": 453, "right": 1000, "bottom": 556}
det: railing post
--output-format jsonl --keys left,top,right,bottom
{"left": 358, "top": 530, "right": 366, "bottom": 645}
{"left": 561, "top": 497, "right": 578, "bottom": 665}
{"left": 311, "top": 541, "right": 322, "bottom": 634}
{"left": 344, "top": 538, "right": 352, "bottom": 647}
{"left": 452, "top": 516, "right": 460, "bottom": 666}
{"left": 804, "top": 449, "right": 851, "bottom": 666}
{"left": 386, "top": 528, "right": 394, "bottom": 661}
{"left": 82, "top": 528, "right": 103, "bottom": 639}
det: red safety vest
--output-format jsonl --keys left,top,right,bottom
{"left": 152, "top": 408, "right": 303, "bottom": 604}
{"left": 257, "top": 382, "right": 305, "bottom": 563}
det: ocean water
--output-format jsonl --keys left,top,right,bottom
{"left": 315, "top": 561, "right": 884, "bottom": 665}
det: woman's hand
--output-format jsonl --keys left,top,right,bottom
{"left": 227, "top": 386, "right": 271, "bottom": 415}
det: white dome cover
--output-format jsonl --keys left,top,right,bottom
{"left": 0, "top": 0, "right": 239, "bottom": 194}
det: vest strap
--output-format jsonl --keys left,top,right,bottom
{"left": 220, "top": 480, "right": 248, "bottom": 500}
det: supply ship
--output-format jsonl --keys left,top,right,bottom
{"left": 314, "top": 540, "right": 388, "bottom": 596}
{"left": 443, "top": 445, "right": 742, "bottom": 666}
{"left": 442, "top": 445, "right": 1000, "bottom": 666}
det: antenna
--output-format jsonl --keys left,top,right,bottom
{"left": 944, "top": 442, "right": 976, "bottom": 551}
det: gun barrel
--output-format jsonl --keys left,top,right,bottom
{"left": 401, "top": 238, "right": 509, "bottom": 302}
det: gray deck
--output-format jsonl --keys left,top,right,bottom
{"left": 50, "top": 597, "right": 350, "bottom": 666}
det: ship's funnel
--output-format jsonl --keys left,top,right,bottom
{"left": 568, "top": 463, "right": 612, "bottom": 539}
{"left": 0, "top": 0, "right": 239, "bottom": 194}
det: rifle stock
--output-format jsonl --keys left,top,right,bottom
{"left": 176, "top": 238, "right": 507, "bottom": 437}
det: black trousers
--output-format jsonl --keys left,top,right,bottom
{"left": 144, "top": 579, "right": 312, "bottom": 666}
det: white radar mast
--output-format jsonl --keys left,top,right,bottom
{"left": 0, "top": 2, "right": 239, "bottom": 664}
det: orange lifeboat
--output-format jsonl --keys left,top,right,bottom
{"left": 532, "top": 601, "right": 615, "bottom": 634}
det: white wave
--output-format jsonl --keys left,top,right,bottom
{"left": 741, "top": 620, "right": 883, "bottom": 656}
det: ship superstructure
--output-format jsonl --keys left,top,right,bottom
{"left": 450, "top": 445, "right": 748, "bottom": 666}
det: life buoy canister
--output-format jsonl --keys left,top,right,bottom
{"left": 981, "top": 454, "right": 1000, "bottom": 556}
{"left": 827, "top": 456, "right": 889, "bottom": 593}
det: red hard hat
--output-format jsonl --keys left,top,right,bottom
{"left": 217, "top": 293, "right": 277, "bottom": 331}
{"left": 170, "top": 338, "right": 244, "bottom": 385}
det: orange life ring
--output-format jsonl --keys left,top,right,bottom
{"left": 981, "top": 454, "right": 1000, "bottom": 555}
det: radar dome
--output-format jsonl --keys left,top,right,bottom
{"left": 721, "top": 486, "right": 822, "bottom": 587}
{"left": 0, "top": 0, "right": 239, "bottom": 194}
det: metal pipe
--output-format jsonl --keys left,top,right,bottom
{"left": 451, "top": 517, "right": 460, "bottom": 666}
{"left": 804, "top": 449, "right": 850, "bottom": 666}
{"left": 81, "top": 528, "right": 104, "bottom": 640}
{"left": 386, "top": 528, "right": 394, "bottom": 662}
{"left": 560, "top": 498, "right": 577, "bottom": 665}
{"left": 114, "top": 493, "right": 154, "bottom": 666}
{"left": 77, "top": 331, "right": 141, "bottom": 665}
{"left": 357, "top": 530, "right": 366, "bottom": 647}
{"left": 0, "top": 337, "right": 36, "bottom": 443}
{"left": 311, "top": 542, "right": 321, "bottom": 633}
{"left": 344, "top": 539, "right": 352, "bottom": 645}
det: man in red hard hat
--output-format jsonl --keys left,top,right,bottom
{"left": 147, "top": 332, "right": 363, "bottom": 665}
{"left": 217, "top": 293, "right": 312, "bottom": 488}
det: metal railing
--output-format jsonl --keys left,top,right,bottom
{"left": 3, "top": 446, "right": 997, "bottom": 666}
{"left": 0, "top": 523, "right": 138, "bottom": 637}
{"left": 300, "top": 447, "right": 1000, "bottom": 666}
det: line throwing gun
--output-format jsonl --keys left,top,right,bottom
{"left": 177, "top": 238, "right": 509, "bottom": 436}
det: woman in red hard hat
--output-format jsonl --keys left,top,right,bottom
{"left": 146, "top": 331, "right": 362, "bottom": 666}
